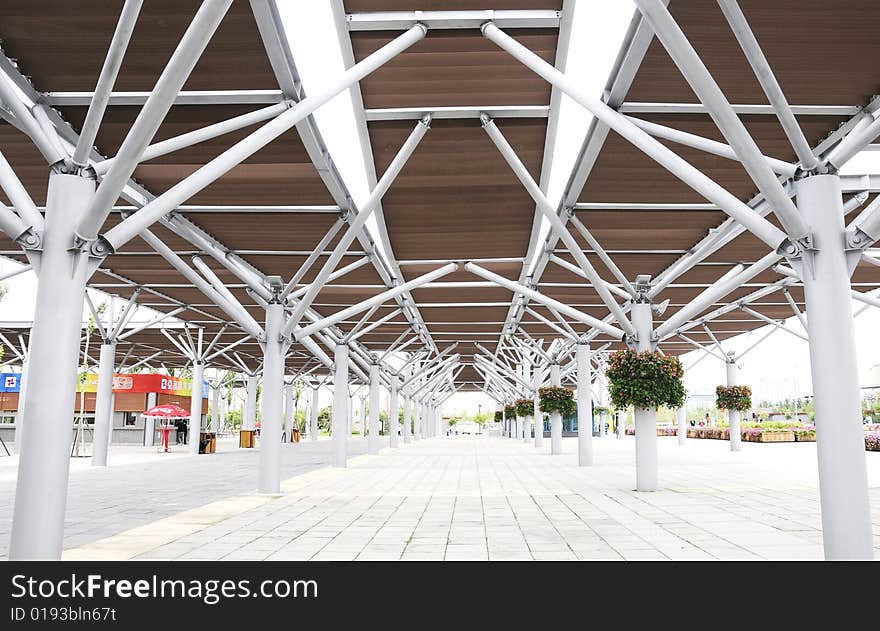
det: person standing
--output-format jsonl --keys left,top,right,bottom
{"left": 178, "top": 417, "right": 188, "bottom": 445}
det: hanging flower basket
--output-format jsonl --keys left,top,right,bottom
{"left": 715, "top": 385, "right": 752, "bottom": 411}
{"left": 515, "top": 398, "right": 534, "bottom": 417}
{"left": 504, "top": 404, "right": 516, "bottom": 418}
{"left": 538, "top": 386, "right": 576, "bottom": 416}
{"left": 593, "top": 405, "right": 610, "bottom": 415}
{"left": 494, "top": 411, "right": 503, "bottom": 423}
{"left": 605, "top": 350, "right": 686, "bottom": 410}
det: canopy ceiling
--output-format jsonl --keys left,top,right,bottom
{"left": 0, "top": 0, "right": 877, "bottom": 389}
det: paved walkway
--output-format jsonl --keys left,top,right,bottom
{"left": 0, "top": 436, "right": 370, "bottom": 559}
{"left": 21, "top": 434, "right": 879, "bottom": 561}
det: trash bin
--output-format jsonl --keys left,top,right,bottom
{"left": 239, "top": 429, "right": 256, "bottom": 448}
{"left": 292, "top": 428, "right": 301, "bottom": 443}
{"left": 199, "top": 431, "right": 217, "bottom": 454}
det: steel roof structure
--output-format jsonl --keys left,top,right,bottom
{"left": 1, "top": 1, "right": 879, "bottom": 560}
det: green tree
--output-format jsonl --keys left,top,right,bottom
{"left": 471, "top": 411, "right": 491, "bottom": 426}
{"left": 318, "top": 406, "right": 332, "bottom": 431}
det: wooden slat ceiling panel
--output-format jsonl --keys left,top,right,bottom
{"left": 350, "top": 29, "right": 557, "bottom": 108}
{"left": 581, "top": 115, "right": 844, "bottom": 204}
{"left": 370, "top": 118, "right": 544, "bottom": 260}
{"left": 627, "top": 0, "right": 880, "bottom": 106}
{"left": 0, "top": 1, "right": 276, "bottom": 91}
{"left": 59, "top": 106, "right": 333, "bottom": 207}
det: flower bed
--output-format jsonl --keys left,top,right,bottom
{"left": 793, "top": 426, "right": 816, "bottom": 442}
{"left": 625, "top": 426, "right": 677, "bottom": 437}
{"left": 743, "top": 428, "right": 795, "bottom": 443}
{"left": 686, "top": 427, "right": 729, "bottom": 440}
{"left": 677, "top": 424, "right": 880, "bottom": 449}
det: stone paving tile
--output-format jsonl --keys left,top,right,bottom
{"left": 11, "top": 435, "right": 880, "bottom": 561}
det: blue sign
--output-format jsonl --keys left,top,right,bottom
{"left": 0, "top": 373, "right": 21, "bottom": 393}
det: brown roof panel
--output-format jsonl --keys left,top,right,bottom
{"left": 0, "top": 1, "right": 276, "bottom": 91}
{"left": 351, "top": 29, "right": 557, "bottom": 108}
{"left": 373, "top": 118, "right": 544, "bottom": 260}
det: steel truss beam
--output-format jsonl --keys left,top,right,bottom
{"left": 365, "top": 105, "right": 549, "bottom": 121}
{"left": 346, "top": 10, "right": 560, "bottom": 31}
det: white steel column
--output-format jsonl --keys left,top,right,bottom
{"left": 10, "top": 174, "right": 93, "bottom": 560}
{"left": 389, "top": 373, "right": 400, "bottom": 448}
{"left": 632, "top": 301, "right": 659, "bottom": 492}
{"left": 212, "top": 380, "right": 222, "bottom": 433}
{"left": 91, "top": 342, "right": 116, "bottom": 466}
{"left": 796, "top": 174, "right": 872, "bottom": 559}
{"left": 244, "top": 374, "right": 258, "bottom": 430}
{"left": 550, "top": 363, "right": 562, "bottom": 455}
{"left": 359, "top": 396, "right": 367, "bottom": 437}
{"left": 12, "top": 357, "right": 28, "bottom": 451}
{"left": 437, "top": 405, "right": 442, "bottom": 436}
{"left": 189, "top": 360, "right": 204, "bottom": 456}
{"left": 331, "top": 345, "right": 349, "bottom": 468}
{"left": 522, "top": 361, "right": 532, "bottom": 442}
{"left": 368, "top": 361, "right": 381, "bottom": 454}
{"left": 144, "top": 392, "right": 157, "bottom": 446}
{"left": 533, "top": 366, "right": 543, "bottom": 447}
{"left": 258, "top": 301, "right": 284, "bottom": 493}
{"left": 427, "top": 403, "right": 433, "bottom": 438}
{"left": 677, "top": 406, "right": 687, "bottom": 446}
{"left": 726, "top": 358, "right": 742, "bottom": 452}
{"left": 284, "top": 381, "right": 294, "bottom": 441}
{"left": 577, "top": 342, "right": 593, "bottom": 466}
{"left": 309, "top": 385, "right": 319, "bottom": 441}
{"left": 402, "top": 395, "right": 412, "bottom": 444}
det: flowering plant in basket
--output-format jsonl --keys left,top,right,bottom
{"left": 504, "top": 404, "right": 516, "bottom": 418}
{"left": 515, "top": 398, "right": 535, "bottom": 417}
{"left": 715, "top": 385, "right": 752, "bottom": 411}
{"left": 605, "top": 350, "right": 686, "bottom": 410}
{"left": 538, "top": 386, "right": 576, "bottom": 416}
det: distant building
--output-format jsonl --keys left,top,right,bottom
{"left": 870, "top": 364, "right": 880, "bottom": 389}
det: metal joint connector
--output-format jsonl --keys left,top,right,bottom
{"left": 846, "top": 227, "right": 874, "bottom": 250}
{"left": 775, "top": 236, "right": 804, "bottom": 259}
{"left": 88, "top": 235, "right": 114, "bottom": 258}
{"left": 15, "top": 228, "right": 42, "bottom": 251}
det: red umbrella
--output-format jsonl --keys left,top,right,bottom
{"left": 143, "top": 404, "right": 189, "bottom": 418}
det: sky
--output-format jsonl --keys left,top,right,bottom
{"left": 1, "top": 1, "right": 879, "bottom": 417}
